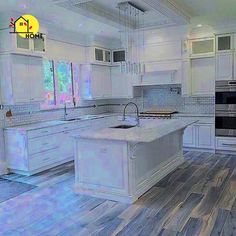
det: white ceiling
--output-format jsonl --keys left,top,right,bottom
{"left": 1, "top": 0, "right": 236, "bottom": 40}
{"left": 174, "top": 0, "right": 236, "bottom": 26}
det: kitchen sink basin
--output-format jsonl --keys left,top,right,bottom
{"left": 110, "top": 125, "right": 136, "bottom": 129}
{"left": 62, "top": 118, "right": 82, "bottom": 122}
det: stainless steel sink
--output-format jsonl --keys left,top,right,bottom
{"left": 62, "top": 118, "right": 82, "bottom": 122}
{"left": 110, "top": 125, "right": 136, "bottom": 129}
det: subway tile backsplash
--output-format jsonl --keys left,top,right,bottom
{"left": 0, "top": 85, "right": 215, "bottom": 128}
{"left": 108, "top": 86, "right": 215, "bottom": 114}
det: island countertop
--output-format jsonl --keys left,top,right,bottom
{"left": 73, "top": 119, "right": 198, "bottom": 143}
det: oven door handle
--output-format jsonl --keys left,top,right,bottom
{"left": 222, "top": 143, "right": 236, "bottom": 147}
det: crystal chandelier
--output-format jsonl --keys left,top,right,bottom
{"left": 117, "top": 2, "right": 146, "bottom": 75}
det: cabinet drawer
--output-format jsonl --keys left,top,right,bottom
{"left": 28, "top": 127, "right": 57, "bottom": 139}
{"left": 29, "top": 149, "right": 59, "bottom": 170}
{"left": 216, "top": 137, "right": 236, "bottom": 151}
{"left": 28, "top": 135, "right": 59, "bottom": 154}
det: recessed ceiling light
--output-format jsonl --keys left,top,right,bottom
{"left": 197, "top": 24, "right": 202, "bottom": 28}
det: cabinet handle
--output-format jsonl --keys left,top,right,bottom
{"left": 222, "top": 143, "right": 236, "bottom": 147}
{"left": 41, "top": 130, "right": 49, "bottom": 134}
{"left": 42, "top": 157, "right": 51, "bottom": 162}
{"left": 42, "top": 142, "right": 49, "bottom": 146}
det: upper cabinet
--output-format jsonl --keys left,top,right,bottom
{"left": 0, "top": 29, "right": 46, "bottom": 55}
{"left": 182, "top": 57, "right": 215, "bottom": 97}
{"left": 191, "top": 57, "right": 215, "bottom": 96}
{"left": 216, "top": 52, "right": 234, "bottom": 81}
{"left": 86, "top": 47, "right": 111, "bottom": 65}
{"left": 112, "top": 49, "right": 126, "bottom": 64}
{"left": 215, "top": 33, "right": 236, "bottom": 81}
{"left": 80, "top": 64, "right": 112, "bottom": 100}
{"left": 0, "top": 54, "right": 44, "bottom": 105}
{"left": 216, "top": 34, "right": 233, "bottom": 52}
{"left": 189, "top": 37, "right": 215, "bottom": 58}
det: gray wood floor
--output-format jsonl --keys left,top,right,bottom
{"left": 1, "top": 151, "right": 236, "bottom": 236}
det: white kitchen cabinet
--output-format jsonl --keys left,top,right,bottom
{"left": 191, "top": 57, "right": 215, "bottom": 96}
{"left": 181, "top": 59, "right": 191, "bottom": 96}
{"left": 216, "top": 137, "right": 236, "bottom": 152}
{"left": 0, "top": 54, "right": 44, "bottom": 105}
{"left": 4, "top": 120, "right": 92, "bottom": 175}
{"left": 183, "top": 120, "right": 215, "bottom": 150}
{"left": 195, "top": 123, "right": 215, "bottom": 149}
{"left": 86, "top": 47, "right": 111, "bottom": 65}
{"left": 216, "top": 52, "right": 233, "bottom": 81}
{"left": 0, "top": 29, "right": 46, "bottom": 55}
{"left": 80, "top": 64, "right": 112, "bottom": 100}
{"left": 111, "top": 66, "right": 133, "bottom": 98}
{"left": 183, "top": 125, "right": 196, "bottom": 147}
{"left": 190, "top": 38, "right": 215, "bottom": 58}
{"left": 216, "top": 34, "right": 233, "bottom": 52}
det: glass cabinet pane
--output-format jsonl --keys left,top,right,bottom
{"left": 33, "top": 35, "right": 46, "bottom": 52}
{"left": 192, "top": 39, "right": 214, "bottom": 54}
{"left": 217, "top": 36, "right": 231, "bottom": 51}
{"left": 16, "top": 34, "right": 30, "bottom": 50}
{"left": 95, "top": 48, "right": 103, "bottom": 61}
{"left": 113, "top": 50, "right": 125, "bottom": 62}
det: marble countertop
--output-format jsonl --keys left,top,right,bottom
{"left": 4, "top": 114, "right": 112, "bottom": 131}
{"left": 4, "top": 112, "right": 213, "bottom": 131}
{"left": 73, "top": 119, "right": 198, "bottom": 143}
{"left": 173, "top": 113, "right": 214, "bottom": 118}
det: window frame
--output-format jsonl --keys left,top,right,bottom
{"left": 41, "top": 59, "right": 80, "bottom": 110}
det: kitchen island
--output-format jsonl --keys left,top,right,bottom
{"left": 73, "top": 118, "right": 197, "bottom": 203}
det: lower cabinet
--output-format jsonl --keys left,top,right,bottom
{"left": 216, "top": 137, "right": 236, "bottom": 152}
{"left": 183, "top": 121, "right": 215, "bottom": 150}
{"left": 4, "top": 117, "right": 114, "bottom": 175}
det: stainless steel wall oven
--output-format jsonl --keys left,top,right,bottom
{"left": 215, "top": 80, "right": 236, "bottom": 137}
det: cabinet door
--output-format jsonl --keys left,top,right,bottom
{"left": 181, "top": 60, "right": 191, "bottom": 96}
{"left": 91, "top": 65, "right": 105, "bottom": 98}
{"left": 102, "top": 66, "right": 112, "bottom": 98}
{"left": 191, "top": 57, "right": 215, "bottom": 96}
{"left": 183, "top": 125, "right": 196, "bottom": 148}
{"left": 216, "top": 34, "right": 232, "bottom": 52}
{"left": 29, "top": 56, "right": 44, "bottom": 102}
{"left": 15, "top": 34, "right": 31, "bottom": 51}
{"left": 111, "top": 66, "right": 131, "bottom": 98}
{"left": 196, "top": 124, "right": 215, "bottom": 149}
{"left": 216, "top": 53, "right": 233, "bottom": 81}
{"left": 33, "top": 34, "right": 46, "bottom": 52}
{"left": 11, "top": 55, "right": 30, "bottom": 103}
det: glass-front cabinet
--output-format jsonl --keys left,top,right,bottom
{"left": 216, "top": 34, "right": 233, "bottom": 52}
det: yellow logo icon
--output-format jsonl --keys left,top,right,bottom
{"left": 10, "top": 14, "right": 40, "bottom": 38}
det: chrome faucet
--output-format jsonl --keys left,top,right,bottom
{"left": 64, "top": 103, "right": 68, "bottom": 121}
{"left": 123, "top": 102, "right": 140, "bottom": 127}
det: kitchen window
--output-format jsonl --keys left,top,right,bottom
{"left": 55, "top": 61, "right": 73, "bottom": 105}
{"left": 41, "top": 59, "right": 56, "bottom": 109}
{"left": 41, "top": 59, "right": 77, "bottom": 109}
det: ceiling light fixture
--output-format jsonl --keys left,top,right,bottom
{"left": 118, "top": 1, "right": 146, "bottom": 75}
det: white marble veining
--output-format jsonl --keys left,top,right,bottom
{"left": 74, "top": 119, "right": 198, "bottom": 143}
{"left": 4, "top": 114, "right": 113, "bottom": 131}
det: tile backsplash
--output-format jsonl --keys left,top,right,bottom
{"left": 0, "top": 85, "right": 215, "bottom": 128}
{"left": 108, "top": 85, "right": 215, "bottom": 114}
{"left": 143, "top": 86, "right": 215, "bottom": 114}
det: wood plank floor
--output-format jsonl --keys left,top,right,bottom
{"left": 1, "top": 151, "right": 236, "bottom": 236}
